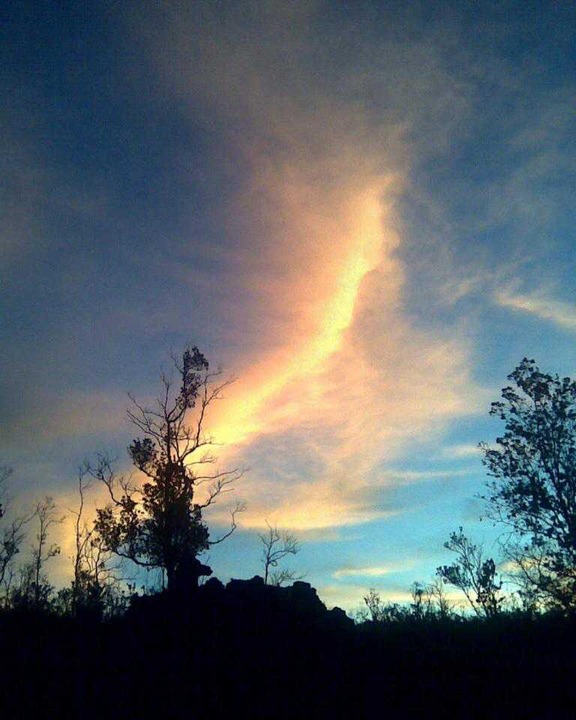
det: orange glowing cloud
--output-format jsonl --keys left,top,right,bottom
{"left": 131, "top": 2, "right": 484, "bottom": 533}
{"left": 208, "top": 180, "right": 399, "bottom": 449}
{"left": 201, "top": 171, "right": 480, "bottom": 532}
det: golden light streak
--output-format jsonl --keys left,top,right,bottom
{"left": 198, "top": 164, "right": 481, "bottom": 533}
{"left": 210, "top": 185, "right": 393, "bottom": 449}
{"left": 39, "top": 2, "right": 482, "bottom": 541}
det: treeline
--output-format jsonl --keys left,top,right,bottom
{"left": 0, "top": 466, "right": 129, "bottom": 619}
{"left": 361, "top": 358, "right": 576, "bottom": 622}
{"left": 2, "top": 352, "right": 576, "bottom": 621}
{"left": 0, "top": 347, "right": 242, "bottom": 619}
{"left": 1, "top": 576, "right": 575, "bottom": 718}
{"left": 2, "top": 350, "right": 576, "bottom": 715}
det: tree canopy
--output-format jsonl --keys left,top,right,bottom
{"left": 93, "top": 346, "right": 243, "bottom": 592}
{"left": 437, "top": 527, "right": 502, "bottom": 618}
{"left": 481, "top": 358, "right": 576, "bottom": 611}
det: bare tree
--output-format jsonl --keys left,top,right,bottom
{"left": 361, "top": 588, "right": 406, "bottom": 623}
{"left": 427, "top": 577, "right": 454, "bottom": 619}
{"left": 0, "top": 466, "right": 35, "bottom": 607}
{"left": 363, "top": 588, "right": 385, "bottom": 622}
{"left": 63, "top": 463, "right": 123, "bottom": 618}
{"left": 410, "top": 578, "right": 453, "bottom": 620}
{"left": 410, "top": 581, "right": 434, "bottom": 620}
{"left": 94, "top": 346, "right": 244, "bottom": 592}
{"left": 259, "top": 521, "right": 300, "bottom": 585}
{"left": 32, "top": 497, "right": 63, "bottom": 603}
{"left": 0, "top": 465, "right": 16, "bottom": 596}
{"left": 0, "top": 514, "right": 35, "bottom": 607}
{"left": 12, "top": 497, "right": 63, "bottom": 609}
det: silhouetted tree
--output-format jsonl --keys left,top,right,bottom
{"left": 12, "top": 497, "right": 63, "bottom": 610}
{"left": 0, "top": 466, "right": 35, "bottom": 606}
{"left": 410, "top": 582, "right": 431, "bottom": 620}
{"left": 1, "top": 519, "right": 35, "bottom": 608}
{"left": 94, "top": 346, "right": 243, "bottom": 592}
{"left": 0, "top": 464, "right": 9, "bottom": 520}
{"left": 428, "top": 577, "right": 454, "bottom": 618}
{"left": 361, "top": 588, "right": 382, "bottom": 622}
{"left": 0, "top": 466, "right": 15, "bottom": 597}
{"left": 481, "top": 359, "right": 576, "bottom": 611}
{"left": 437, "top": 528, "right": 502, "bottom": 618}
{"left": 56, "top": 464, "right": 123, "bottom": 619}
{"left": 361, "top": 588, "right": 407, "bottom": 623}
{"left": 410, "top": 578, "right": 453, "bottom": 620}
{"left": 259, "top": 521, "right": 300, "bottom": 585}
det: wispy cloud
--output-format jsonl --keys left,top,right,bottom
{"left": 125, "top": 1, "right": 487, "bottom": 533}
{"left": 381, "top": 469, "right": 472, "bottom": 482}
{"left": 2, "top": 391, "right": 130, "bottom": 445}
{"left": 3, "top": 1, "right": 574, "bottom": 595}
{"left": 441, "top": 444, "right": 482, "bottom": 460}
{"left": 2, "top": 3, "right": 496, "bottom": 562}
{"left": 496, "top": 288, "right": 576, "bottom": 332}
{"left": 333, "top": 563, "right": 413, "bottom": 580}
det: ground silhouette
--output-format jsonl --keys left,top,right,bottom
{"left": 1, "top": 576, "right": 575, "bottom": 718}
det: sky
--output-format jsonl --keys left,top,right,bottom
{"left": 2, "top": 0, "right": 576, "bottom": 611}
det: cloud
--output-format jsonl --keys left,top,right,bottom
{"left": 2, "top": 3, "right": 489, "bottom": 557}
{"left": 1, "top": 96, "right": 110, "bottom": 269}
{"left": 333, "top": 563, "right": 413, "bottom": 580}
{"left": 381, "top": 469, "right": 472, "bottom": 482}
{"left": 0, "top": 130, "right": 47, "bottom": 266}
{"left": 319, "top": 582, "right": 469, "bottom": 612}
{"left": 122, "top": 1, "right": 487, "bottom": 533}
{"left": 441, "top": 444, "right": 482, "bottom": 460}
{"left": 1, "top": 391, "right": 130, "bottom": 446}
{"left": 2, "top": 1, "right": 575, "bottom": 598}
{"left": 496, "top": 288, "right": 576, "bottom": 332}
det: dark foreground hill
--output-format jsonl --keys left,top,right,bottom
{"left": 1, "top": 577, "right": 575, "bottom": 719}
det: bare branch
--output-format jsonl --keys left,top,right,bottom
{"left": 259, "top": 521, "right": 300, "bottom": 585}
{"left": 209, "top": 501, "right": 246, "bottom": 546}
